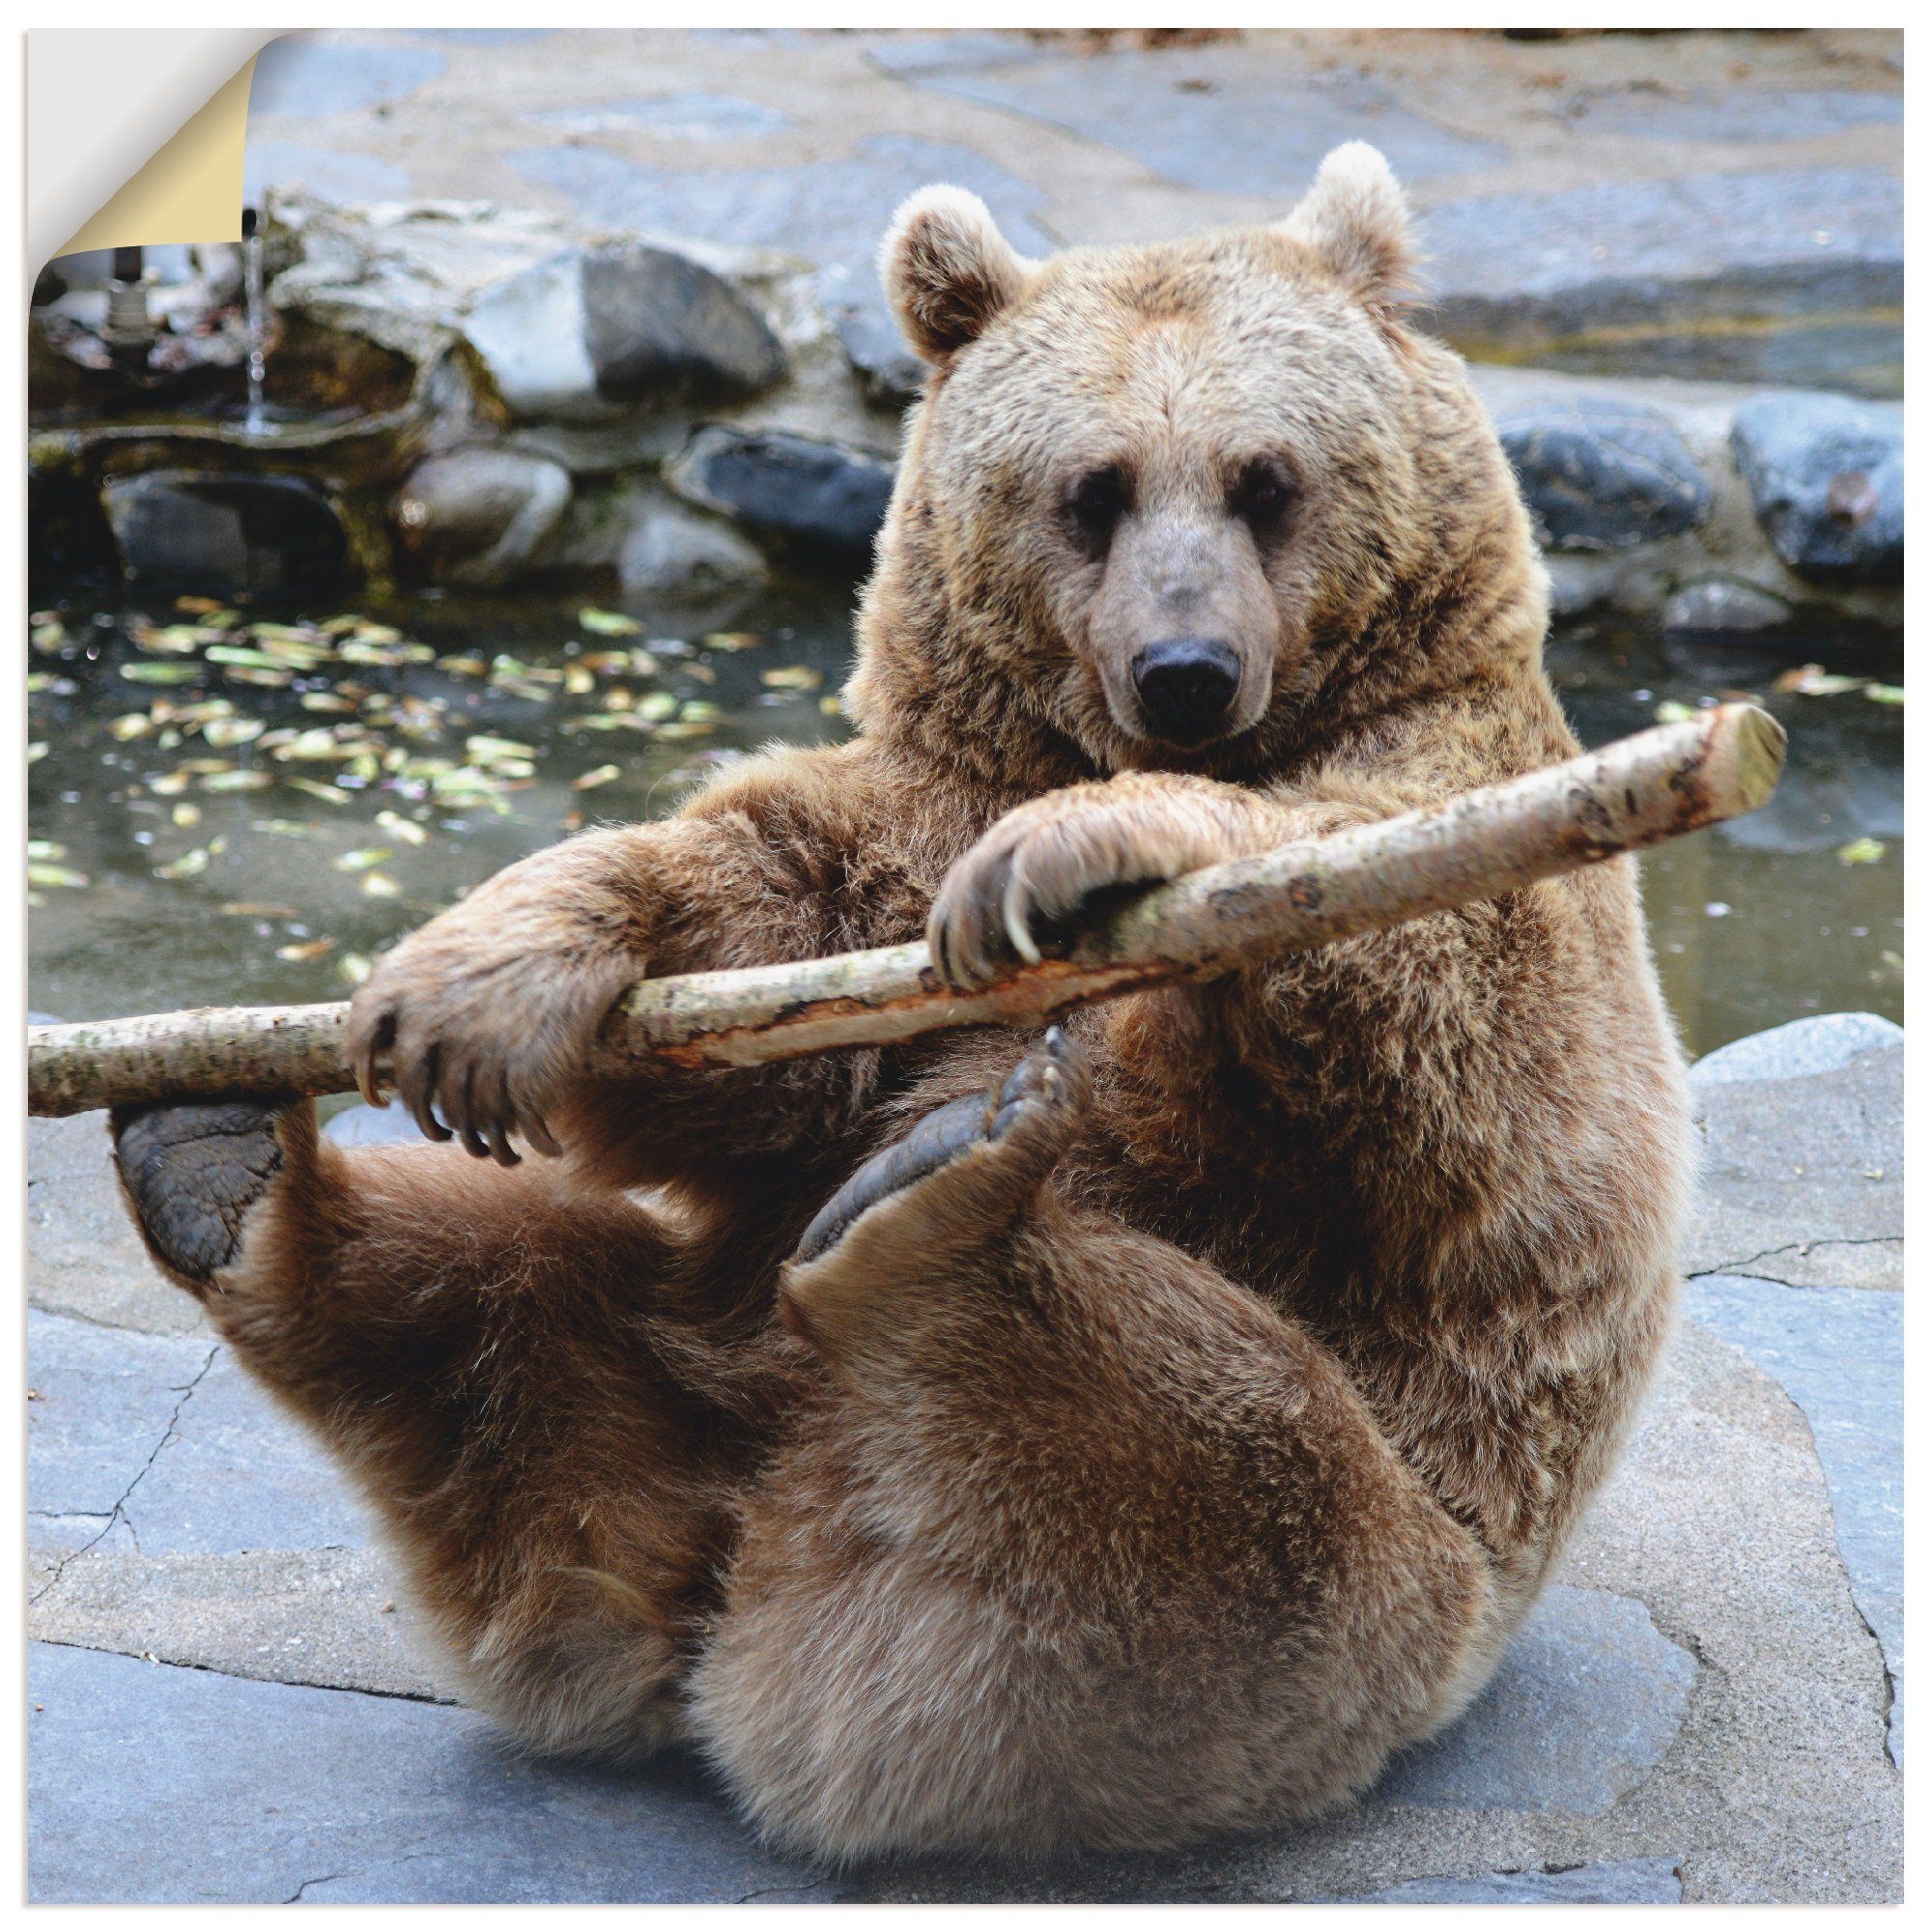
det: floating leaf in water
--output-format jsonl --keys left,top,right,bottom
{"left": 1772, "top": 664, "right": 1862, "bottom": 696}
{"left": 333, "top": 847, "right": 393, "bottom": 873}
{"left": 109, "top": 712, "right": 154, "bottom": 741}
{"left": 564, "top": 665, "right": 596, "bottom": 696}
{"left": 174, "top": 595, "right": 228, "bottom": 616}
{"left": 656, "top": 721, "right": 716, "bottom": 741}
{"left": 681, "top": 699, "right": 724, "bottom": 722}
{"left": 225, "top": 666, "right": 296, "bottom": 689}
{"left": 172, "top": 804, "right": 201, "bottom": 828}
{"left": 361, "top": 871, "right": 401, "bottom": 898}
{"left": 148, "top": 769, "right": 190, "bottom": 796}
{"left": 1837, "top": 838, "right": 1887, "bottom": 866}
{"left": 285, "top": 777, "right": 352, "bottom": 806}
{"left": 704, "top": 631, "right": 761, "bottom": 652}
{"left": 819, "top": 694, "right": 844, "bottom": 717}
{"left": 375, "top": 810, "right": 427, "bottom": 846}
{"left": 759, "top": 664, "right": 822, "bottom": 692}
{"left": 579, "top": 607, "right": 642, "bottom": 637}
{"left": 28, "top": 742, "right": 47, "bottom": 763}
{"left": 27, "top": 839, "right": 65, "bottom": 861}
{"left": 572, "top": 763, "right": 622, "bottom": 790}
{"left": 26, "top": 672, "right": 50, "bottom": 694}
{"left": 31, "top": 619, "right": 67, "bottom": 653}
{"left": 1863, "top": 683, "right": 1905, "bottom": 706}
{"left": 223, "top": 900, "right": 299, "bottom": 918}
{"left": 579, "top": 650, "right": 634, "bottom": 675}
{"left": 154, "top": 848, "right": 211, "bottom": 880}
{"left": 28, "top": 861, "right": 89, "bottom": 889}
{"left": 1653, "top": 699, "right": 1699, "bottom": 724}
{"left": 200, "top": 769, "right": 274, "bottom": 793}
{"left": 133, "top": 623, "right": 216, "bottom": 655}
{"left": 276, "top": 938, "right": 335, "bottom": 962}
{"left": 121, "top": 662, "right": 201, "bottom": 686}
{"left": 205, "top": 644, "right": 284, "bottom": 669}
{"left": 202, "top": 717, "right": 265, "bottom": 748}
{"left": 637, "top": 692, "right": 679, "bottom": 723}
{"left": 339, "top": 952, "right": 374, "bottom": 987}
{"left": 438, "top": 655, "right": 488, "bottom": 678}
{"left": 467, "top": 734, "right": 537, "bottom": 764}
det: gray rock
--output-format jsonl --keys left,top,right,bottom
{"left": 1692, "top": 1010, "right": 1903, "bottom": 1087}
{"left": 668, "top": 425, "right": 896, "bottom": 555}
{"left": 831, "top": 286, "right": 926, "bottom": 410}
{"left": 27, "top": 1643, "right": 839, "bottom": 1904}
{"left": 465, "top": 244, "right": 784, "bottom": 424}
{"left": 1662, "top": 579, "right": 1793, "bottom": 637}
{"left": 1684, "top": 1017, "right": 1902, "bottom": 1289}
{"left": 1377, "top": 1585, "right": 1695, "bottom": 1814}
{"left": 28, "top": 1112, "right": 206, "bottom": 1337}
{"left": 27, "top": 1312, "right": 370, "bottom": 1558}
{"left": 1497, "top": 399, "right": 1711, "bottom": 551}
{"left": 393, "top": 447, "right": 572, "bottom": 585}
{"left": 1687, "top": 1276, "right": 1902, "bottom": 1764}
{"left": 247, "top": 33, "right": 445, "bottom": 116}
{"left": 102, "top": 470, "right": 348, "bottom": 592}
{"left": 1731, "top": 392, "right": 1903, "bottom": 583}
{"left": 320, "top": 1099, "right": 432, "bottom": 1149}
{"left": 1334, "top": 1857, "right": 1684, "bottom": 1903}
{"left": 617, "top": 500, "right": 769, "bottom": 598}
{"left": 523, "top": 91, "right": 792, "bottom": 141}
{"left": 30, "top": 1546, "right": 442, "bottom": 1702}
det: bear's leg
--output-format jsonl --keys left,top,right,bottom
{"left": 111, "top": 1096, "right": 767, "bottom": 1760}
{"left": 689, "top": 1032, "right": 1499, "bottom": 1861}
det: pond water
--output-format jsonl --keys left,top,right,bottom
{"left": 27, "top": 584, "right": 1902, "bottom": 1063}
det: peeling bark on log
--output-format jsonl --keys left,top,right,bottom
{"left": 26, "top": 705, "right": 1784, "bottom": 1118}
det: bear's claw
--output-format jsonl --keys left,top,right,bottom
{"left": 793, "top": 1027, "right": 1091, "bottom": 1266}
{"left": 111, "top": 1099, "right": 288, "bottom": 1289}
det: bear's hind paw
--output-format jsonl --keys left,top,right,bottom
{"left": 111, "top": 1098, "right": 294, "bottom": 1291}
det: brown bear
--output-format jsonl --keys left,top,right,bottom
{"left": 111, "top": 143, "right": 1693, "bottom": 1862}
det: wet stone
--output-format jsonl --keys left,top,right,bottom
{"left": 1376, "top": 1585, "right": 1696, "bottom": 1814}
{"left": 464, "top": 243, "right": 785, "bottom": 424}
{"left": 1496, "top": 399, "right": 1711, "bottom": 551}
{"left": 829, "top": 281, "right": 927, "bottom": 411}
{"left": 616, "top": 499, "right": 769, "bottom": 599}
{"left": 1332, "top": 1858, "right": 1685, "bottom": 1904}
{"left": 1687, "top": 1275, "right": 1902, "bottom": 1765}
{"left": 1662, "top": 578, "right": 1793, "bottom": 638}
{"left": 394, "top": 446, "right": 572, "bottom": 585}
{"left": 101, "top": 470, "right": 348, "bottom": 593}
{"left": 27, "top": 1642, "right": 840, "bottom": 1905}
{"left": 668, "top": 425, "right": 896, "bottom": 555}
{"left": 1731, "top": 391, "right": 1903, "bottom": 584}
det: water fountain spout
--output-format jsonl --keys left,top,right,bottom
{"left": 100, "top": 245, "right": 156, "bottom": 379}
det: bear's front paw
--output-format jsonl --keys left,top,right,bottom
{"left": 928, "top": 786, "right": 1236, "bottom": 990}
{"left": 345, "top": 930, "right": 637, "bottom": 1164}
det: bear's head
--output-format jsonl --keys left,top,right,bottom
{"left": 848, "top": 144, "right": 1545, "bottom": 789}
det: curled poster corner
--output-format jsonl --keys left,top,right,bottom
{"left": 28, "top": 29, "right": 280, "bottom": 270}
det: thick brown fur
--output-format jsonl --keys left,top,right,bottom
{"left": 110, "top": 146, "right": 1691, "bottom": 1863}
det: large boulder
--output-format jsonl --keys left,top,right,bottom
{"left": 1496, "top": 397, "right": 1711, "bottom": 551}
{"left": 101, "top": 470, "right": 348, "bottom": 591}
{"left": 392, "top": 447, "right": 572, "bottom": 585}
{"left": 464, "top": 242, "right": 786, "bottom": 423}
{"left": 1730, "top": 392, "right": 1903, "bottom": 584}
{"left": 668, "top": 426, "right": 895, "bottom": 556}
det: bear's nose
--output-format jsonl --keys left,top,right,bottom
{"left": 1131, "top": 639, "right": 1241, "bottom": 745}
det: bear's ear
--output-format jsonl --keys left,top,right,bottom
{"left": 1279, "top": 143, "right": 1418, "bottom": 315}
{"left": 880, "top": 185, "right": 1036, "bottom": 366}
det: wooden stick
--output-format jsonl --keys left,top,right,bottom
{"left": 26, "top": 704, "right": 1784, "bottom": 1118}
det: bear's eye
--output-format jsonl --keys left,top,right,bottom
{"left": 1064, "top": 466, "right": 1131, "bottom": 556}
{"left": 1232, "top": 458, "right": 1298, "bottom": 532}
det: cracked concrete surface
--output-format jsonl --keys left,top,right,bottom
{"left": 26, "top": 1014, "right": 1901, "bottom": 1901}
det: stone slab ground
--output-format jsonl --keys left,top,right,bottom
{"left": 26, "top": 1012, "right": 1902, "bottom": 1902}
{"left": 240, "top": 27, "right": 1902, "bottom": 394}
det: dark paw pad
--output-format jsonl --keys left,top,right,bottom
{"left": 794, "top": 1092, "right": 993, "bottom": 1264}
{"left": 793, "top": 1026, "right": 1091, "bottom": 1265}
{"left": 112, "top": 1099, "right": 287, "bottom": 1287}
